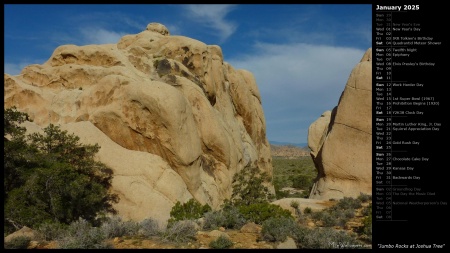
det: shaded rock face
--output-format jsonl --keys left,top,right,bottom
{"left": 4, "top": 23, "right": 272, "bottom": 225}
{"left": 308, "top": 48, "right": 372, "bottom": 200}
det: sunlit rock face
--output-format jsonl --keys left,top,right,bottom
{"left": 4, "top": 23, "right": 273, "bottom": 226}
{"left": 308, "top": 48, "right": 372, "bottom": 200}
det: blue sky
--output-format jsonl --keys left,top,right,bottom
{"left": 4, "top": 4, "right": 372, "bottom": 145}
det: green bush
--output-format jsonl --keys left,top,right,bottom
{"left": 209, "top": 235, "right": 233, "bottom": 249}
{"left": 161, "top": 220, "right": 197, "bottom": 243}
{"left": 303, "top": 207, "right": 312, "bottom": 214}
{"left": 261, "top": 216, "right": 298, "bottom": 242}
{"left": 168, "top": 199, "right": 211, "bottom": 224}
{"left": 4, "top": 236, "right": 31, "bottom": 249}
{"left": 238, "top": 203, "right": 292, "bottom": 224}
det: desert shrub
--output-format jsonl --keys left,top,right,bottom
{"left": 309, "top": 197, "right": 361, "bottom": 228}
{"left": 203, "top": 206, "right": 246, "bottom": 230}
{"left": 303, "top": 207, "right": 312, "bottom": 214}
{"left": 357, "top": 193, "right": 372, "bottom": 203}
{"left": 238, "top": 202, "right": 292, "bottom": 224}
{"left": 344, "top": 208, "right": 355, "bottom": 219}
{"left": 330, "top": 197, "right": 362, "bottom": 211}
{"left": 169, "top": 199, "right": 211, "bottom": 224}
{"left": 362, "top": 222, "right": 372, "bottom": 243}
{"left": 320, "top": 212, "right": 339, "bottom": 227}
{"left": 290, "top": 200, "right": 300, "bottom": 209}
{"left": 139, "top": 218, "right": 161, "bottom": 237}
{"left": 311, "top": 210, "right": 325, "bottom": 221}
{"left": 4, "top": 236, "right": 31, "bottom": 249}
{"left": 361, "top": 205, "right": 371, "bottom": 216}
{"left": 36, "top": 221, "right": 68, "bottom": 241}
{"left": 56, "top": 218, "right": 112, "bottom": 249}
{"left": 161, "top": 220, "right": 197, "bottom": 243}
{"left": 311, "top": 208, "right": 355, "bottom": 228}
{"left": 203, "top": 211, "right": 226, "bottom": 230}
{"left": 100, "top": 216, "right": 125, "bottom": 238}
{"left": 100, "top": 216, "right": 139, "bottom": 238}
{"left": 261, "top": 216, "right": 298, "bottom": 242}
{"left": 361, "top": 204, "right": 372, "bottom": 242}
{"left": 297, "top": 227, "right": 363, "bottom": 249}
{"left": 209, "top": 235, "right": 233, "bottom": 249}
{"left": 290, "top": 200, "right": 301, "bottom": 215}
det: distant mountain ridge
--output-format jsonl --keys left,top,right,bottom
{"left": 269, "top": 141, "right": 308, "bottom": 148}
{"left": 270, "top": 143, "right": 310, "bottom": 157}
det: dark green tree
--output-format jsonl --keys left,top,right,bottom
{"left": 4, "top": 107, "right": 119, "bottom": 233}
{"left": 230, "top": 166, "right": 273, "bottom": 206}
{"left": 4, "top": 107, "right": 32, "bottom": 198}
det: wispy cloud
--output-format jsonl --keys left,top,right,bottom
{"left": 4, "top": 61, "right": 46, "bottom": 76}
{"left": 165, "top": 24, "right": 181, "bottom": 35}
{"left": 79, "top": 27, "right": 126, "bottom": 45}
{"left": 183, "top": 4, "right": 237, "bottom": 42}
{"left": 4, "top": 63, "right": 26, "bottom": 76}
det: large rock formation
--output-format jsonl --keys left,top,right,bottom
{"left": 4, "top": 23, "right": 273, "bottom": 226}
{"left": 308, "top": 48, "right": 372, "bottom": 200}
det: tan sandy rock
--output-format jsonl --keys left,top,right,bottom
{"left": 4, "top": 23, "right": 273, "bottom": 225}
{"left": 308, "top": 48, "right": 372, "bottom": 200}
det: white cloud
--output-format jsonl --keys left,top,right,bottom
{"left": 183, "top": 4, "right": 237, "bottom": 42}
{"left": 165, "top": 24, "right": 181, "bottom": 35}
{"left": 79, "top": 27, "right": 126, "bottom": 45}
{"left": 229, "top": 42, "right": 368, "bottom": 143}
{"left": 4, "top": 63, "right": 24, "bottom": 76}
{"left": 4, "top": 61, "right": 44, "bottom": 76}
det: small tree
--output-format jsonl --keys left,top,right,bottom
{"left": 230, "top": 166, "right": 273, "bottom": 206}
{"left": 4, "top": 108, "right": 119, "bottom": 232}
